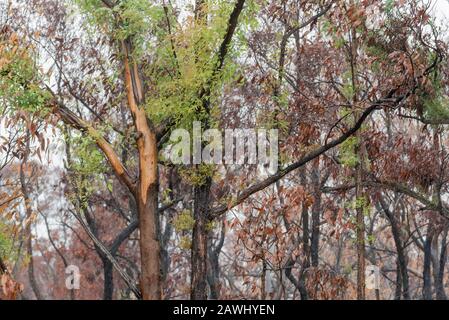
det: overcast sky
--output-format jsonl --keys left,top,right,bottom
{"left": 434, "top": 0, "right": 449, "bottom": 21}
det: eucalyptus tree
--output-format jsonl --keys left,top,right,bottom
{"left": 0, "top": 0, "right": 256, "bottom": 299}
{"left": 0, "top": 0, "right": 447, "bottom": 301}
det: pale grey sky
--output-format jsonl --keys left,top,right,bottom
{"left": 434, "top": 0, "right": 449, "bottom": 21}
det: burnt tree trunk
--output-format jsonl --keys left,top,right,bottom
{"left": 191, "top": 178, "right": 212, "bottom": 300}
{"left": 394, "top": 260, "right": 402, "bottom": 300}
{"left": 0, "top": 257, "right": 6, "bottom": 274}
{"left": 423, "top": 225, "right": 433, "bottom": 300}
{"left": 189, "top": 0, "right": 245, "bottom": 300}
{"left": 434, "top": 229, "right": 447, "bottom": 300}
{"left": 207, "top": 222, "right": 225, "bottom": 299}
{"left": 102, "top": 258, "right": 114, "bottom": 300}
{"left": 379, "top": 198, "right": 410, "bottom": 299}
{"left": 284, "top": 170, "right": 309, "bottom": 300}
{"left": 310, "top": 166, "right": 321, "bottom": 268}
{"left": 207, "top": 246, "right": 221, "bottom": 300}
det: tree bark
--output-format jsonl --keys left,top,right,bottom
{"left": 310, "top": 166, "right": 321, "bottom": 268}
{"left": 434, "top": 229, "right": 447, "bottom": 300}
{"left": 190, "top": 0, "right": 245, "bottom": 299}
{"left": 379, "top": 198, "right": 410, "bottom": 299}
{"left": 394, "top": 260, "right": 402, "bottom": 300}
{"left": 191, "top": 178, "right": 212, "bottom": 300}
{"left": 122, "top": 39, "right": 162, "bottom": 300}
{"left": 207, "top": 248, "right": 221, "bottom": 300}
{"left": 207, "top": 222, "right": 225, "bottom": 299}
{"left": 102, "top": 258, "right": 114, "bottom": 300}
{"left": 136, "top": 180, "right": 161, "bottom": 299}
{"left": 350, "top": 17, "right": 366, "bottom": 300}
{"left": 284, "top": 257, "right": 308, "bottom": 300}
{"left": 20, "top": 131, "right": 43, "bottom": 300}
{"left": 423, "top": 224, "right": 433, "bottom": 300}
{"left": 0, "top": 256, "right": 6, "bottom": 274}
{"left": 283, "top": 170, "right": 309, "bottom": 300}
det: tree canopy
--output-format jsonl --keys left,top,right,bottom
{"left": 1, "top": 0, "right": 449, "bottom": 300}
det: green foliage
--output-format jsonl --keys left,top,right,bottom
{"left": 0, "top": 221, "right": 14, "bottom": 261}
{"left": 66, "top": 133, "right": 107, "bottom": 206}
{"left": 341, "top": 71, "right": 355, "bottom": 101}
{"left": 75, "top": 0, "right": 115, "bottom": 27}
{"left": 415, "top": 63, "right": 449, "bottom": 121}
{"left": 367, "top": 234, "right": 376, "bottom": 245}
{"left": 179, "top": 235, "right": 192, "bottom": 250}
{"left": 258, "top": 110, "right": 289, "bottom": 135}
{"left": 173, "top": 210, "right": 195, "bottom": 232}
{"left": 346, "top": 196, "right": 371, "bottom": 218}
{"left": 161, "top": 188, "right": 172, "bottom": 204}
{"left": 179, "top": 164, "right": 215, "bottom": 187}
{"left": 423, "top": 95, "right": 449, "bottom": 120}
{"left": 173, "top": 209, "right": 215, "bottom": 250}
{"left": 384, "top": 0, "right": 395, "bottom": 15}
{"left": 365, "top": 37, "right": 388, "bottom": 73}
{"left": 334, "top": 37, "right": 346, "bottom": 50}
{"left": 321, "top": 19, "right": 337, "bottom": 36}
{"left": 76, "top": 0, "right": 165, "bottom": 60}
{"left": 0, "top": 46, "right": 51, "bottom": 115}
{"left": 321, "top": 19, "right": 347, "bottom": 50}
{"left": 70, "top": 134, "right": 106, "bottom": 176}
{"left": 339, "top": 136, "right": 359, "bottom": 168}
{"left": 173, "top": 210, "right": 196, "bottom": 250}
{"left": 354, "top": 196, "right": 368, "bottom": 210}
{"left": 342, "top": 264, "right": 353, "bottom": 275}
{"left": 106, "top": 179, "right": 114, "bottom": 192}
{"left": 145, "top": 1, "right": 248, "bottom": 127}
{"left": 76, "top": 0, "right": 251, "bottom": 139}
{"left": 205, "top": 220, "right": 216, "bottom": 232}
